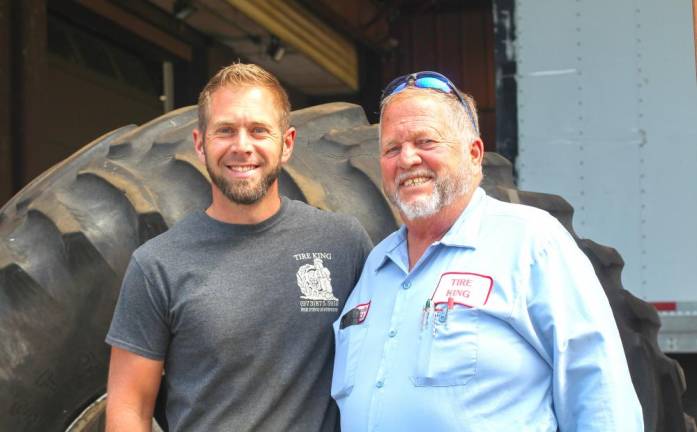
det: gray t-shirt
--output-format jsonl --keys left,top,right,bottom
{"left": 106, "top": 198, "right": 373, "bottom": 431}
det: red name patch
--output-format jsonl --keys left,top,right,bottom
{"left": 431, "top": 272, "right": 493, "bottom": 308}
{"left": 356, "top": 301, "right": 371, "bottom": 323}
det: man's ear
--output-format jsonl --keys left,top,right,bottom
{"left": 469, "top": 138, "right": 484, "bottom": 168}
{"left": 281, "top": 126, "right": 296, "bottom": 163}
{"left": 193, "top": 128, "right": 205, "bottom": 163}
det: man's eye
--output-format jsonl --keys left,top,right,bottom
{"left": 216, "top": 127, "right": 234, "bottom": 135}
{"left": 383, "top": 146, "right": 400, "bottom": 157}
{"left": 416, "top": 139, "right": 436, "bottom": 147}
{"left": 252, "top": 126, "right": 269, "bottom": 134}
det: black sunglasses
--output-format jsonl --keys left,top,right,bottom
{"left": 381, "top": 71, "right": 479, "bottom": 135}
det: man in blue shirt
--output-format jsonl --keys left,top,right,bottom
{"left": 331, "top": 71, "right": 643, "bottom": 431}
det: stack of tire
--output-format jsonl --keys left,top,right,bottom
{"left": 0, "top": 103, "right": 692, "bottom": 431}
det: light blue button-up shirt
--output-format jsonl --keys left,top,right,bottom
{"left": 332, "top": 188, "right": 642, "bottom": 431}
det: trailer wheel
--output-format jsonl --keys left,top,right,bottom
{"left": 0, "top": 103, "right": 690, "bottom": 431}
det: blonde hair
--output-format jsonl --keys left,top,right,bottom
{"left": 197, "top": 63, "right": 291, "bottom": 133}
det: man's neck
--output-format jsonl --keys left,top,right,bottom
{"left": 404, "top": 189, "right": 476, "bottom": 270}
{"left": 206, "top": 185, "right": 282, "bottom": 225}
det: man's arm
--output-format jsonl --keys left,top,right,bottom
{"left": 106, "top": 347, "right": 164, "bottom": 432}
{"left": 527, "top": 218, "right": 643, "bottom": 431}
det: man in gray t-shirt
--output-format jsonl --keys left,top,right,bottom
{"left": 105, "top": 63, "right": 372, "bottom": 432}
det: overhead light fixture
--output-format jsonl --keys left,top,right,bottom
{"left": 266, "top": 35, "right": 285, "bottom": 62}
{"left": 173, "top": 0, "right": 196, "bottom": 21}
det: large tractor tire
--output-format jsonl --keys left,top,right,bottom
{"left": 0, "top": 103, "right": 690, "bottom": 431}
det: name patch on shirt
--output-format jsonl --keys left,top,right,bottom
{"left": 431, "top": 272, "right": 493, "bottom": 308}
{"left": 339, "top": 301, "right": 371, "bottom": 329}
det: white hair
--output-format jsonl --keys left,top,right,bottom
{"left": 379, "top": 87, "right": 480, "bottom": 149}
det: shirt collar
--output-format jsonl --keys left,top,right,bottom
{"left": 438, "top": 187, "right": 486, "bottom": 248}
{"left": 375, "top": 187, "right": 487, "bottom": 272}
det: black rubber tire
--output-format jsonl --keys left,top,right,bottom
{"left": 0, "top": 103, "right": 689, "bottom": 431}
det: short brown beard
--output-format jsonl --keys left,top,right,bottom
{"left": 203, "top": 140, "right": 283, "bottom": 205}
{"left": 208, "top": 162, "right": 282, "bottom": 205}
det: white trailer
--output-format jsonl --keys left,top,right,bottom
{"left": 513, "top": 0, "right": 697, "bottom": 354}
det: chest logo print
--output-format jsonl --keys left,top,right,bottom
{"left": 297, "top": 257, "right": 338, "bottom": 301}
{"left": 294, "top": 253, "right": 339, "bottom": 312}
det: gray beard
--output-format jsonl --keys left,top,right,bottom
{"left": 386, "top": 166, "right": 472, "bottom": 220}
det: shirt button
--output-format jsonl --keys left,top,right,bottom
{"left": 401, "top": 281, "right": 411, "bottom": 290}
{"left": 376, "top": 380, "right": 384, "bottom": 388}
{"left": 388, "top": 329, "right": 397, "bottom": 337}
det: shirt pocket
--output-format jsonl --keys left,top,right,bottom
{"left": 331, "top": 324, "right": 369, "bottom": 399}
{"left": 410, "top": 306, "right": 479, "bottom": 386}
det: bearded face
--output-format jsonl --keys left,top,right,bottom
{"left": 204, "top": 141, "right": 283, "bottom": 205}
{"left": 379, "top": 93, "right": 481, "bottom": 222}
{"left": 384, "top": 161, "right": 474, "bottom": 220}
{"left": 195, "top": 85, "right": 291, "bottom": 208}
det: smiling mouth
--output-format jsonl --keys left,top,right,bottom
{"left": 400, "top": 176, "right": 432, "bottom": 187}
{"left": 226, "top": 164, "right": 258, "bottom": 172}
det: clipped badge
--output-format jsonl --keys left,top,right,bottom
{"left": 339, "top": 301, "right": 371, "bottom": 329}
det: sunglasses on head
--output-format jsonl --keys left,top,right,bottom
{"left": 381, "top": 71, "right": 479, "bottom": 135}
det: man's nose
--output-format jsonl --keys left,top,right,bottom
{"left": 231, "top": 130, "right": 253, "bottom": 152}
{"left": 398, "top": 144, "right": 422, "bottom": 168}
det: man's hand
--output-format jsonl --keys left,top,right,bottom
{"left": 106, "top": 347, "right": 164, "bottom": 432}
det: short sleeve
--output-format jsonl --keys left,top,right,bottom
{"left": 105, "top": 255, "right": 170, "bottom": 360}
{"left": 349, "top": 217, "right": 374, "bottom": 285}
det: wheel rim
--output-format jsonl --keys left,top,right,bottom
{"left": 65, "top": 394, "right": 162, "bottom": 432}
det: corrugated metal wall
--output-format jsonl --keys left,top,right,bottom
{"left": 515, "top": 0, "right": 697, "bottom": 303}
